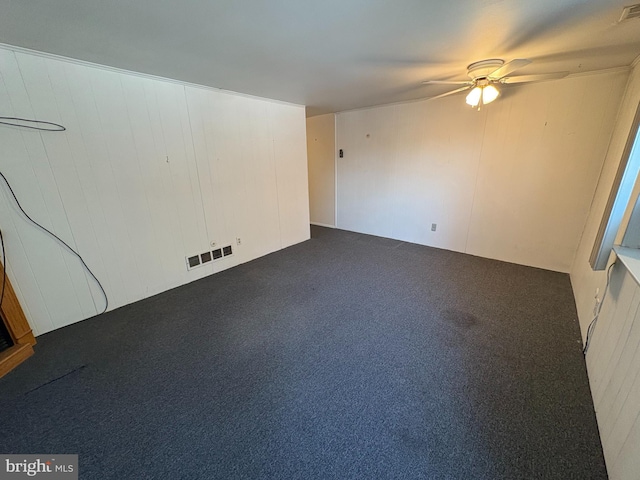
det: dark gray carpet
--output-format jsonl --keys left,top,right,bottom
{"left": 0, "top": 226, "right": 607, "bottom": 479}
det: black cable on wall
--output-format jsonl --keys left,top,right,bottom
{"left": 0, "top": 116, "right": 108, "bottom": 314}
{"left": 0, "top": 116, "right": 66, "bottom": 131}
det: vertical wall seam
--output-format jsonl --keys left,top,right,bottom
{"left": 463, "top": 108, "right": 490, "bottom": 253}
{"left": 62, "top": 61, "right": 118, "bottom": 307}
{"left": 268, "top": 108, "right": 283, "bottom": 248}
{"left": 37, "top": 55, "right": 99, "bottom": 315}
{"left": 87, "top": 69, "right": 144, "bottom": 303}
{"left": 46, "top": 57, "right": 102, "bottom": 315}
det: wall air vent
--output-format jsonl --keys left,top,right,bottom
{"left": 187, "top": 255, "right": 201, "bottom": 270}
{"left": 620, "top": 3, "right": 640, "bottom": 21}
{"left": 187, "top": 245, "right": 233, "bottom": 270}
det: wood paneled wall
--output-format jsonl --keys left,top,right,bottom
{"left": 0, "top": 47, "right": 309, "bottom": 335}
{"left": 306, "top": 114, "right": 336, "bottom": 227}
{"left": 335, "top": 70, "right": 628, "bottom": 273}
{"left": 569, "top": 60, "right": 640, "bottom": 480}
{"left": 586, "top": 260, "right": 640, "bottom": 479}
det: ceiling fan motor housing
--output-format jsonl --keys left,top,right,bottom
{"left": 467, "top": 59, "right": 504, "bottom": 80}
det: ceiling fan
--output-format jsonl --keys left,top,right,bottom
{"left": 423, "top": 59, "right": 569, "bottom": 109}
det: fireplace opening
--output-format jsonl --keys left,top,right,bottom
{"left": 0, "top": 316, "right": 14, "bottom": 353}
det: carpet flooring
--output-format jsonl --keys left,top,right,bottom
{"left": 0, "top": 226, "right": 607, "bottom": 479}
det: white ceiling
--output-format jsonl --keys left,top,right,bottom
{"left": 1, "top": 0, "right": 639, "bottom": 116}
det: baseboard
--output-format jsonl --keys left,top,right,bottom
{"left": 310, "top": 222, "right": 336, "bottom": 228}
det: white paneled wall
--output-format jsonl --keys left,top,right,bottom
{"left": 0, "top": 47, "right": 309, "bottom": 335}
{"left": 586, "top": 260, "right": 640, "bottom": 479}
{"left": 306, "top": 114, "right": 336, "bottom": 227}
{"left": 570, "top": 61, "right": 640, "bottom": 480}
{"left": 336, "top": 70, "right": 628, "bottom": 272}
{"left": 572, "top": 64, "right": 640, "bottom": 328}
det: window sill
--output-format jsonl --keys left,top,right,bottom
{"left": 613, "top": 246, "right": 640, "bottom": 285}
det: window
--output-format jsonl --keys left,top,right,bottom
{"left": 590, "top": 102, "right": 640, "bottom": 270}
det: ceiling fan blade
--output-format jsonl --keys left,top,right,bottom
{"left": 501, "top": 72, "right": 569, "bottom": 84}
{"left": 487, "top": 59, "right": 532, "bottom": 80}
{"left": 429, "top": 85, "right": 472, "bottom": 100}
{"left": 422, "top": 80, "right": 472, "bottom": 85}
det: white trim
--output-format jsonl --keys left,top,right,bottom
{"left": 591, "top": 102, "right": 640, "bottom": 270}
{"left": 567, "top": 66, "right": 630, "bottom": 79}
{"left": 614, "top": 246, "right": 640, "bottom": 286}
{"left": 0, "top": 42, "right": 305, "bottom": 109}
{"left": 311, "top": 222, "right": 336, "bottom": 228}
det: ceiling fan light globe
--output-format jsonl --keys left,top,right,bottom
{"left": 482, "top": 84, "right": 500, "bottom": 104}
{"left": 465, "top": 86, "right": 482, "bottom": 107}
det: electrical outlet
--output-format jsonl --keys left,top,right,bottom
{"left": 431, "top": 223, "right": 437, "bottom": 232}
{"left": 236, "top": 237, "right": 242, "bottom": 245}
